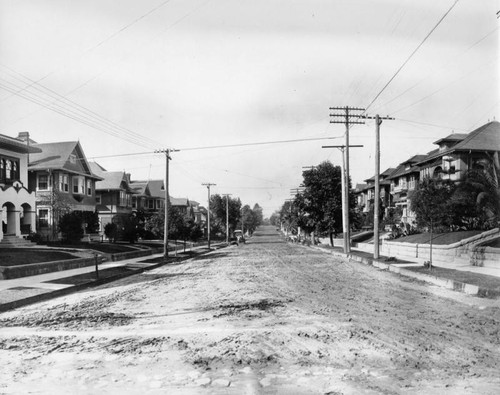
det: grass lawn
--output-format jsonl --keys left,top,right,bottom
{"left": 0, "top": 249, "right": 78, "bottom": 267}
{"left": 392, "top": 230, "right": 484, "bottom": 245}
{"left": 403, "top": 265, "right": 500, "bottom": 297}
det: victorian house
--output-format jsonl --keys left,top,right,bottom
{"left": 89, "top": 162, "right": 135, "bottom": 234}
{"left": 23, "top": 137, "right": 102, "bottom": 238}
{"left": 130, "top": 179, "right": 165, "bottom": 213}
{"left": 0, "top": 133, "right": 41, "bottom": 242}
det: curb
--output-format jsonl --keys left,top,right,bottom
{"left": 0, "top": 243, "right": 228, "bottom": 313}
{"left": 309, "top": 244, "right": 499, "bottom": 298}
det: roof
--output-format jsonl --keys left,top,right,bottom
{"left": 29, "top": 141, "right": 102, "bottom": 179}
{"left": 417, "top": 121, "right": 500, "bottom": 165}
{"left": 0, "top": 134, "right": 42, "bottom": 154}
{"left": 364, "top": 167, "right": 396, "bottom": 183}
{"left": 147, "top": 180, "right": 164, "bottom": 198}
{"left": 129, "top": 181, "right": 148, "bottom": 196}
{"left": 433, "top": 133, "right": 468, "bottom": 145}
{"left": 170, "top": 197, "right": 189, "bottom": 206}
{"left": 89, "top": 162, "right": 133, "bottom": 191}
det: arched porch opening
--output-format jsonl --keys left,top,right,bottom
{"left": 21, "top": 202, "right": 36, "bottom": 235}
{"left": 1, "top": 201, "right": 20, "bottom": 238}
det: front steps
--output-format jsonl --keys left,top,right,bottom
{"left": 0, "top": 235, "right": 36, "bottom": 248}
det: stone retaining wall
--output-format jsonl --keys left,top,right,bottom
{"left": 0, "top": 256, "right": 99, "bottom": 280}
{"left": 355, "top": 228, "right": 500, "bottom": 269}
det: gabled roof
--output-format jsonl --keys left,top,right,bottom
{"left": 89, "top": 162, "right": 129, "bottom": 191}
{"left": 29, "top": 141, "right": 101, "bottom": 179}
{"left": 0, "top": 134, "right": 42, "bottom": 154}
{"left": 147, "top": 180, "right": 165, "bottom": 198}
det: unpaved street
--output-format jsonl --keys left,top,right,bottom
{"left": 1, "top": 226, "right": 499, "bottom": 394}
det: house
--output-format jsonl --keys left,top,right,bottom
{"left": 89, "top": 162, "right": 135, "bottom": 234}
{"left": 171, "top": 197, "right": 194, "bottom": 219}
{"left": 416, "top": 121, "right": 500, "bottom": 182}
{"left": 354, "top": 168, "right": 395, "bottom": 214}
{"left": 22, "top": 136, "right": 102, "bottom": 238}
{"left": 383, "top": 121, "right": 500, "bottom": 225}
{"left": 0, "top": 133, "right": 42, "bottom": 242}
{"left": 130, "top": 179, "right": 165, "bottom": 212}
{"left": 190, "top": 200, "right": 207, "bottom": 224}
{"left": 386, "top": 155, "right": 428, "bottom": 224}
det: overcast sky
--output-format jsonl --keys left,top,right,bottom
{"left": 0, "top": 0, "right": 498, "bottom": 216}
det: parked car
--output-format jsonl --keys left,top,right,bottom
{"left": 230, "top": 230, "right": 245, "bottom": 245}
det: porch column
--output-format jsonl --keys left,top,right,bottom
{"left": 7, "top": 208, "right": 21, "bottom": 236}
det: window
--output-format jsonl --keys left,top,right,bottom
{"left": 132, "top": 196, "right": 137, "bottom": 209}
{"left": 148, "top": 199, "right": 154, "bottom": 209}
{"left": 38, "top": 174, "right": 49, "bottom": 190}
{"left": 0, "top": 156, "right": 20, "bottom": 183}
{"left": 69, "top": 154, "right": 77, "bottom": 164}
{"left": 119, "top": 191, "right": 126, "bottom": 206}
{"left": 38, "top": 209, "right": 49, "bottom": 227}
{"left": 96, "top": 194, "right": 101, "bottom": 204}
{"left": 58, "top": 173, "right": 69, "bottom": 192}
{"left": 72, "top": 176, "right": 85, "bottom": 194}
{"left": 87, "top": 179, "right": 92, "bottom": 196}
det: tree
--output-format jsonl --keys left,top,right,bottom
{"left": 104, "top": 222, "right": 118, "bottom": 242}
{"left": 410, "top": 177, "right": 456, "bottom": 267}
{"left": 58, "top": 212, "right": 84, "bottom": 243}
{"left": 451, "top": 165, "right": 500, "bottom": 230}
{"left": 300, "top": 161, "right": 356, "bottom": 245}
{"left": 209, "top": 194, "right": 242, "bottom": 236}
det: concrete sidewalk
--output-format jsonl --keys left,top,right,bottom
{"left": 0, "top": 243, "right": 227, "bottom": 313}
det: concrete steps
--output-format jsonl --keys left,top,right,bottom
{"left": 0, "top": 235, "right": 36, "bottom": 248}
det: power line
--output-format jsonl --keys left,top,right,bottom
{"left": 0, "top": 65, "right": 160, "bottom": 148}
{"left": 364, "top": 0, "right": 460, "bottom": 112}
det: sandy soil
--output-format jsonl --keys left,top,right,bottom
{"left": 1, "top": 226, "right": 499, "bottom": 394}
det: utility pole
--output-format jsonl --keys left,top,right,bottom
{"left": 155, "top": 148, "right": 178, "bottom": 259}
{"left": 361, "top": 114, "right": 394, "bottom": 259}
{"left": 222, "top": 194, "right": 232, "bottom": 244}
{"left": 202, "top": 183, "right": 216, "bottom": 249}
{"left": 322, "top": 144, "right": 363, "bottom": 254}
{"left": 329, "top": 107, "right": 365, "bottom": 254}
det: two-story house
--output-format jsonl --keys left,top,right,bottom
{"left": 354, "top": 168, "right": 395, "bottom": 214}
{"left": 89, "top": 162, "right": 136, "bottom": 234}
{"left": 387, "top": 155, "right": 428, "bottom": 224}
{"left": 0, "top": 133, "right": 41, "bottom": 242}
{"left": 130, "top": 179, "right": 165, "bottom": 213}
{"left": 416, "top": 121, "right": 500, "bottom": 182}
{"left": 23, "top": 138, "right": 102, "bottom": 238}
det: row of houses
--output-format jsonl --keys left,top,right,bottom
{"left": 354, "top": 121, "right": 500, "bottom": 225}
{"left": 0, "top": 132, "right": 206, "bottom": 243}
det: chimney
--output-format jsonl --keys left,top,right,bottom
{"left": 17, "top": 131, "right": 30, "bottom": 142}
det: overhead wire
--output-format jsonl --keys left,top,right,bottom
{"left": 0, "top": 65, "right": 160, "bottom": 148}
{"left": 0, "top": 76, "right": 156, "bottom": 149}
{"left": 364, "top": 0, "right": 460, "bottom": 112}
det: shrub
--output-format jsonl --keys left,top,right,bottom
{"left": 58, "top": 212, "right": 84, "bottom": 243}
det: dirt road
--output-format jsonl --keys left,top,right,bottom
{"left": 1, "top": 226, "right": 499, "bottom": 394}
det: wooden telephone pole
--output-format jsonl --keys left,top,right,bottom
{"left": 202, "top": 183, "right": 216, "bottom": 249}
{"left": 155, "top": 148, "right": 178, "bottom": 259}
{"left": 361, "top": 114, "right": 394, "bottom": 259}
{"left": 328, "top": 106, "right": 365, "bottom": 254}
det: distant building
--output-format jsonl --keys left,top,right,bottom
{"left": 130, "top": 180, "right": 165, "bottom": 213}
{"left": 89, "top": 162, "right": 135, "bottom": 234}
